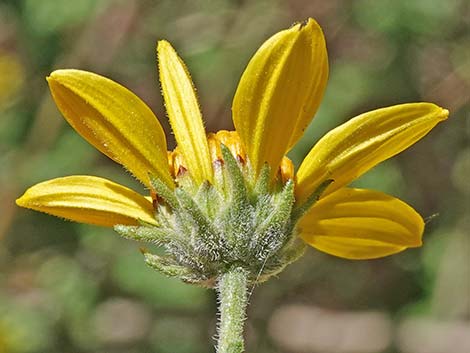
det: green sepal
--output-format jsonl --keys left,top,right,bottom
{"left": 175, "top": 188, "right": 215, "bottom": 233}
{"left": 175, "top": 187, "right": 222, "bottom": 261}
{"left": 143, "top": 252, "right": 193, "bottom": 278}
{"left": 278, "top": 239, "right": 307, "bottom": 265}
{"left": 220, "top": 144, "right": 248, "bottom": 205}
{"left": 149, "top": 174, "right": 179, "bottom": 210}
{"left": 212, "top": 159, "right": 227, "bottom": 198}
{"left": 114, "top": 224, "right": 170, "bottom": 244}
{"left": 271, "top": 179, "right": 295, "bottom": 225}
{"left": 175, "top": 171, "right": 198, "bottom": 195}
{"left": 138, "top": 218, "right": 159, "bottom": 227}
{"left": 218, "top": 144, "right": 254, "bottom": 254}
{"left": 253, "top": 163, "right": 271, "bottom": 196}
{"left": 291, "top": 179, "right": 334, "bottom": 221}
{"left": 251, "top": 179, "right": 295, "bottom": 260}
{"left": 194, "top": 180, "right": 221, "bottom": 220}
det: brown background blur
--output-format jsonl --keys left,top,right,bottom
{"left": 0, "top": 0, "right": 469, "bottom": 352}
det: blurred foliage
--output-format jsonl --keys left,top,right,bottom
{"left": 0, "top": 0, "right": 468, "bottom": 352}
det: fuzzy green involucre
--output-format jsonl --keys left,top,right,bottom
{"left": 115, "top": 145, "right": 308, "bottom": 286}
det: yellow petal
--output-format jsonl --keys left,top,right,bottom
{"left": 298, "top": 188, "right": 424, "bottom": 259}
{"left": 232, "top": 18, "right": 328, "bottom": 177}
{"left": 157, "top": 40, "right": 213, "bottom": 184}
{"left": 296, "top": 103, "right": 449, "bottom": 202}
{"left": 47, "top": 69, "right": 174, "bottom": 189}
{"left": 16, "top": 175, "right": 157, "bottom": 227}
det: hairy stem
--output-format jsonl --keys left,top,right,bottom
{"left": 216, "top": 267, "right": 249, "bottom": 353}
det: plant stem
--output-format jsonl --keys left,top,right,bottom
{"left": 216, "top": 266, "right": 249, "bottom": 353}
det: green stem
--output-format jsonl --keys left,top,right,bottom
{"left": 216, "top": 267, "right": 249, "bottom": 353}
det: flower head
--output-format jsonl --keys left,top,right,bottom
{"left": 17, "top": 18, "right": 448, "bottom": 285}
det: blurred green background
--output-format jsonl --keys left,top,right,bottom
{"left": 1, "top": 0, "right": 469, "bottom": 352}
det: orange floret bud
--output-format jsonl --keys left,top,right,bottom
{"left": 168, "top": 147, "right": 188, "bottom": 178}
{"left": 279, "top": 156, "right": 295, "bottom": 184}
{"left": 170, "top": 130, "right": 294, "bottom": 185}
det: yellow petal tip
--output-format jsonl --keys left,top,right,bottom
{"left": 46, "top": 70, "right": 68, "bottom": 87}
{"left": 157, "top": 40, "right": 172, "bottom": 54}
{"left": 294, "top": 18, "right": 323, "bottom": 38}
{"left": 158, "top": 39, "right": 170, "bottom": 46}
{"left": 15, "top": 196, "right": 26, "bottom": 207}
{"left": 439, "top": 108, "right": 450, "bottom": 120}
{"left": 301, "top": 17, "right": 320, "bottom": 29}
{"left": 47, "top": 69, "right": 67, "bottom": 80}
{"left": 47, "top": 69, "right": 85, "bottom": 85}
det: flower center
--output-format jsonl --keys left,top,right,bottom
{"left": 167, "top": 130, "right": 295, "bottom": 185}
{"left": 117, "top": 131, "right": 307, "bottom": 287}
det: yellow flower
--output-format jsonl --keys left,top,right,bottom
{"left": 17, "top": 18, "right": 448, "bottom": 263}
